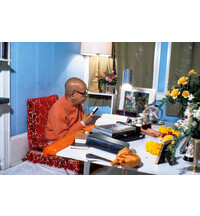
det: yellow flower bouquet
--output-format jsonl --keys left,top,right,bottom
{"left": 158, "top": 69, "right": 200, "bottom": 164}
{"left": 160, "top": 69, "right": 199, "bottom": 113}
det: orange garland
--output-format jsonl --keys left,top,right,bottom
{"left": 43, "top": 125, "right": 95, "bottom": 156}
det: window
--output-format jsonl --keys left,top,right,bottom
{"left": 0, "top": 42, "right": 9, "bottom": 60}
{"left": 115, "top": 42, "right": 155, "bottom": 89}
{"left": 166, "top": 42, "right": 200, "bottom": 116}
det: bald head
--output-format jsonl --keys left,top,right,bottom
{"left": 65, "top": 77, "right": 86, "bottom": 97}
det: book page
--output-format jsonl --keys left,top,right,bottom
{"left": 95, "top": 114, "right": 130, "bottom": 126}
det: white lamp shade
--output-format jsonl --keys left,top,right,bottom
{"left": 81, "top": 42, "right": 112, "bottom": 56}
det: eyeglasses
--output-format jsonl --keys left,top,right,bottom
{"left": 73, "top": 89, "right": 89, "bottom": 97}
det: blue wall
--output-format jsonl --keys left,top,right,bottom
{"left": 10, "top": 42, "right": 85, "bottom": 136}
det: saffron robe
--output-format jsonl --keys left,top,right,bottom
{"left": 45, "top": 95, "right": 84, "bottom": 142}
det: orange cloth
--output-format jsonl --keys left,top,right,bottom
{"left": 141, "top": 128, "right": 161, "bottom": 137}
{"left": 110, "top": 147, "right": 141, "bottom": 168}
{"left": 43, "top": 125, "right": 95, "bottom": 156}
{"left": 45, "top": 95, "right": 84, "bottom": 142}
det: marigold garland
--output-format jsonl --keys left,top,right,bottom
{"left": 145, "top": 141, "right": 162, "bottom": 156}
{"left": 145, "top": 126, "right": 180, "bottom": 156}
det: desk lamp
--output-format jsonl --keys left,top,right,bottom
{"left": 81, "top": 42, "right": 112, "bottom": 92}
{"left": 122, "top": 69, "right": 132, "bottom": 91}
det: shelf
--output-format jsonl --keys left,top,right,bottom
{"left": 88, "top": 91, "right": 117, "bottom": 96}
{"left": 0, "top": 59, "right": 11, "bottom": 62}
{"left": 83, "top": 92, "right": 117, "bottom": 115}
{"left": 0, "top": 97, "right": 10, "bottom": 104}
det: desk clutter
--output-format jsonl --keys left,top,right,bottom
{"left": 85, "top": 134, "right": 141, "bottom": 168}
{"left": 69, "top": 114, "right": 180, "bottom": 167}
{"left": 69, "top": 113, "right": 145, "bottom": 167}
{"left": 70, "top": 123, "right": 142, "bottom": 167}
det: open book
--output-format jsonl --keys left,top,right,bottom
{"left": 95, "top": 114, "right": 131, "bottom": 126}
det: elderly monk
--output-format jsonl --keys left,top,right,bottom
{"left": 45, "top": 77, "right": 94, "bottom": 142}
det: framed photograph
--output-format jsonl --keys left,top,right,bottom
{"left": 119, "top": 88, "right": 156, "bottom": 113}
{"left": 179, "top": 135, "right": 191, "bottom": 154}
{"left": 155, "top": 140, "right": 173, "bottom": 165}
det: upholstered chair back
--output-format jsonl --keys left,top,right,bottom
{"left": 27, "top": 94, "right": 58, "bottom": 150}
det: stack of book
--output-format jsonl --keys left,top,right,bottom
{"left": 92, "top": 123, "right": 140, "bottom": 138}
{"left": 86, "top": 132, "right": 129, "bottom": 154}
{"left": 71, "top": 133, "right": 89, "bottom": 150}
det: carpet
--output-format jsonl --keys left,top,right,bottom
{"left": 0, "top": 161, "right": 78, "bottom": 175}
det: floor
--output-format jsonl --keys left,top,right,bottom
{"left": 0, "top": 160, "right": 149, "bottom": 175}
{"left": 0, "top": 161, "right": 77, "bottom": 175}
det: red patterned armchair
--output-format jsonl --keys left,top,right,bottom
{"left": 26, "top": 94, "right": 83, "bottom": 173}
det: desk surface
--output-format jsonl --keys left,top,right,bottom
{"left": 57, "top": 122, "right": 200, "bottom": 175}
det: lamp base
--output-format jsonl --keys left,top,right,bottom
{"left": 187, "top": 138, "right": 200, "bottom": 172}
{"left": 90, "top": 80, "right": 99, "bottom": 93}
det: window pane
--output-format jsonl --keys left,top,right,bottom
{"left": 166, "top": 42, "right": 200, "bottom": 116}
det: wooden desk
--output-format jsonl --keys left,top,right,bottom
{"left": 57, "top": 123, "right": 200, "bottom": 175}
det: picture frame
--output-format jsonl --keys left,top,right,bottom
{"left": 179, "top": 135, "right": 191, "bottom": 154}
{"left": 119, "top": 87, "right": 156, "bottom": 113}
{"left": 155, "top": 140, "right": 172, "bottom": 165}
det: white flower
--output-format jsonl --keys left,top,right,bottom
{"left": 175, "top": 122, "right": 179, "bottom": 127}
{"left": 193, "top": 108, "right": 200, "bottom": 120}
{"left": 184, "top": 108, "right": 192, "bottom": 118}
{"left": 188, "top": 94, "right": 194, "bottom": 101}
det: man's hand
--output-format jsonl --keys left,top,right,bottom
{"left": 82, "top": 113, "right": 94, "bottom": 125}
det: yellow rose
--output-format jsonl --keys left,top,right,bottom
{"left": 172, "top": 130, "right": 180, "bottom": 137}
{"left": 177, "top": 76, "right": 188, "bottom": 85}
{"left": 167, "top": 90, "right": 170, "bottom": 96}
{"left": 188, "top": 69, "right": 197, "bottom": 76}
{"left": 170, "top": 89, "right": 180, "bottom": 99}
{"left": 182, "top": 90, "right": 190, "bottom": 98}
{"left": 163, "top": 135, "right": 174, "bottom": 142}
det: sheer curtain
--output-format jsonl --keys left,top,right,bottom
{"left": 166, "top": 42, "right": 200, "bottom": 116}
{"left": 115, "top": 42, "right": 155, "bottom": 90}
{"left": 88, "top": 56, "right": 113, "bottom": 106}
{"left": 88, "top": 56, "right": 113, "bottom": 90}
{"left": 115, "top": 42, "right": 155, "bottom": 107}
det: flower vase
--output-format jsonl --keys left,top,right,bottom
{"left": 183, "top": 139, "right": 193, "bottom": 162}
{"left": 187, "top": 138, "right": 200, "bottom": 172}
{"left": 105, "top": 85, "right": 115, "bottom": 94}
